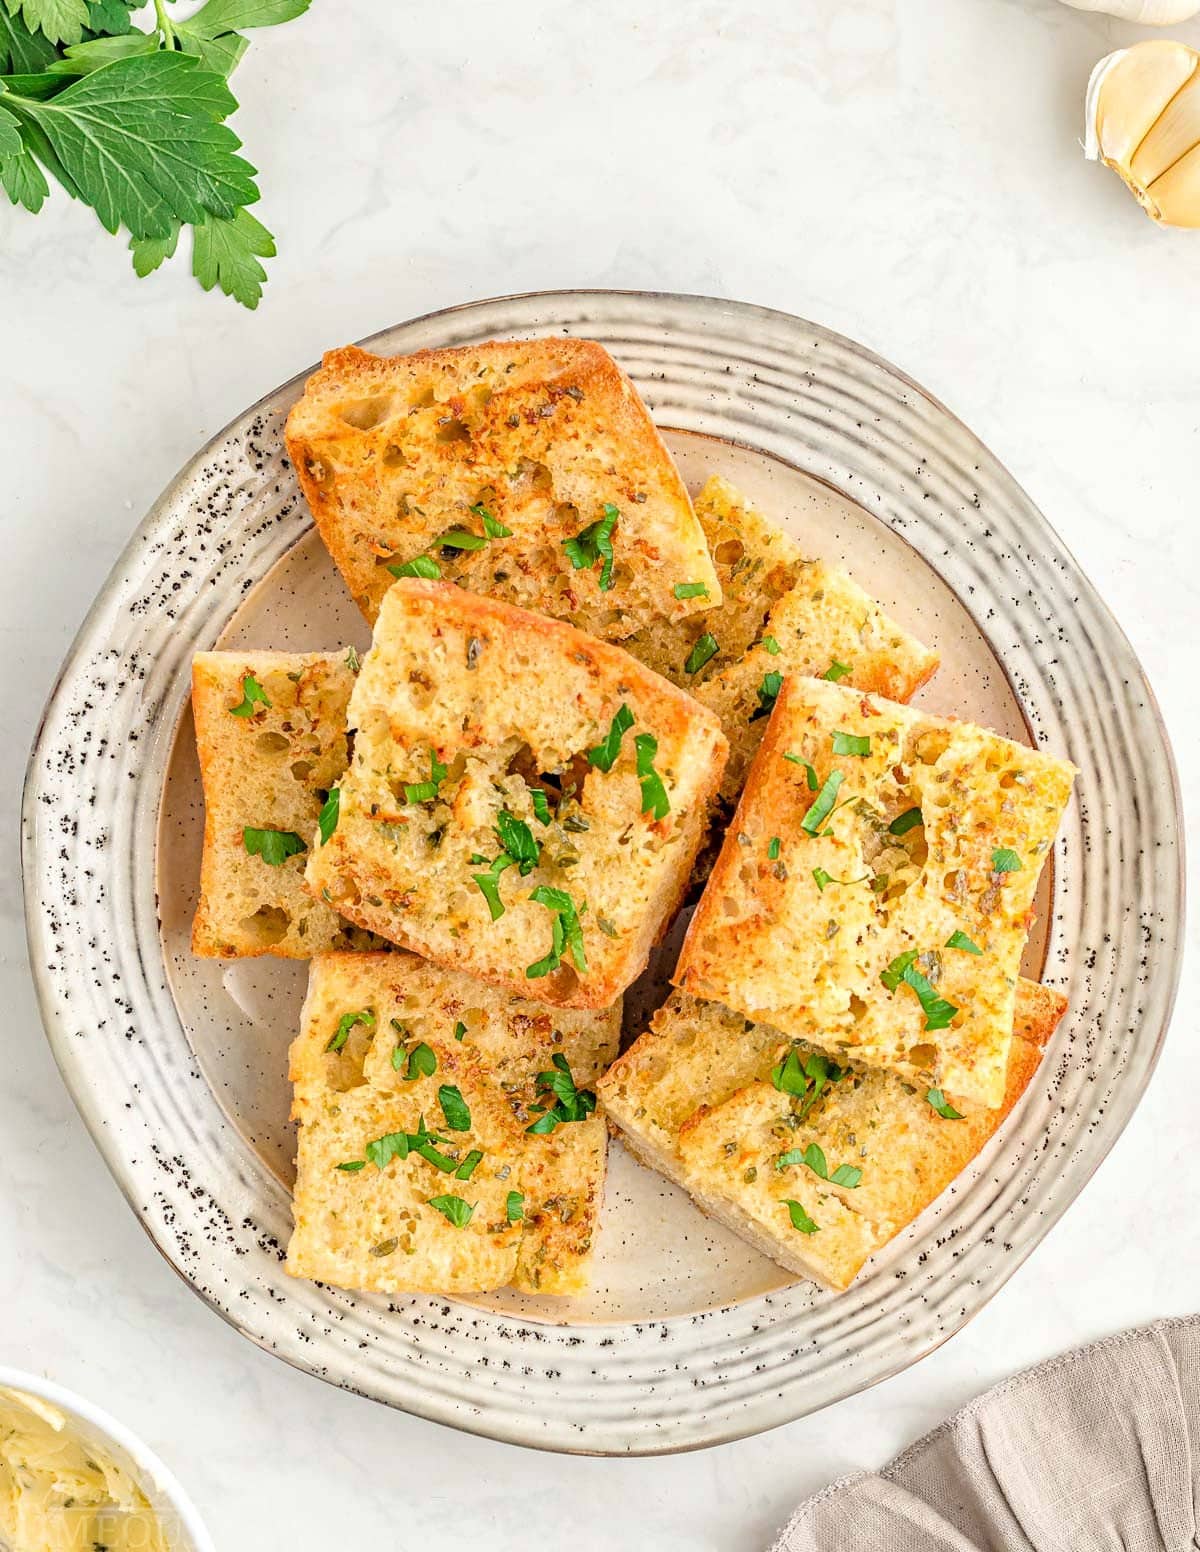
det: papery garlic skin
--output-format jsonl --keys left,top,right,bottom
{"left": 1063, "top": 0, "right": 1200, "bottom": 21}
{"left": 1085, "top": 40, "right": 1200, "bottom": 226}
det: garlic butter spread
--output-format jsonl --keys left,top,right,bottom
{"left": 0, "top": 1388, "right": 168, "bottom": 1552}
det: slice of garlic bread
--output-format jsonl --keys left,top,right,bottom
{"left": 622, "top": 477, "right": 939, "bottom": 800}
{"left": 675, "top": 675, "right": 1075, "bottom": 1108}
{"left": 287, "top": 951, "right": 621, "bottom": 1295}
{"left": 598, "top": 980, "right": 1066, "bottom": 1290}
{"left": 192, "top": 650, "right": 369, "bottom": 958}
{"left": 285, "top": 338, "right": 720, "bottom": 636}
{"left": 306, "top": 580, "right": 728, "bottom": 1009}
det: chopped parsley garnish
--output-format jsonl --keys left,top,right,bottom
{"left": 229, "top": 673, "right": 270, "bottom": 717}
{"left": 326, "top": 1007, "right": 374, "bottom": 1054}
{"left": 768, "top": 837, "right": 781, "bottom": 860}
{"left": 784, "top": 753, "right": 821, "bottom": 790}
{"left": 336, "top": 1160, "right": 366, "bottom": 1173}
{"left": 762, "top": 635, "right": 782, "bottom": 655}
{"left": 506, "top": 1190, "right": 525, "bottom": 1222}
{"left": 526, "top": 887, "right": 587, "bottom": 978}
{"left": 396, "top": 1041, "right": 437, "bottom": 1081}
{"left": 587, "top": 703, "right": 633, "bottom": 772}
{"left": 525, "top": 1053, "right": 597, "bottom": 1134}
{"left": 750, "top": 670, "right": 783, "bottom": 721}
{"left": 885, "top": 959, "right": 959, "bottom": 1031}
{"left": 438, "top": 1085, "right": 472, "bottom": 1132}
{"left": 454, "top": 1149, "right": 483, "bottom": 1181}
{"left": 771, "top": 1048, "right": 844, "bottom": 1121}
{"left": 317, "top": 787, "right": 340, "bottom": 845}
{"left": 388, "top": 554, "right": 441, "bottom": 580}
{"left": 436, "top": 528, "right": 489, "bottom": 552}
{"left": 403, "top": 748, "right": 448, "bottom": 804}
{"left": 822, "top": 660, "right": 852, "bottom": 682}
{"left": 453, "top": 1021, "right": 468, "bottom": 1042}
{"left": 783, "top": 1199, "right": 819, "bottom": 1235}
{"left": 365, "top": 1131, "right": 410, "bottom": 1171}
{"left": 684, "top": 632, "right": 719, "bottom": 675}
{"left": 776, "top": 1144, "right": 862, "bottom": 1189}
{"left": 345, "top": 646, "right": 361, "bottom": 674}
{"left": 530, "top": 789, "right": 552, "bottom": 826}
{"left": 831, "top": 730, "right": 871, "bottom": 757}
{"left": 428, "top": 1194, "right": 474, "bottom": 1227}
{"left": 495, "top": 810, "right": 540, "bottom": 874}
{"left": 634, "top": 733, "right": 670, "bottom": 820}
{"left": 473, "top": 503, "right": 513, "bottom": 538}
{"left": 991, "top": 847, "right": 1022, "bottom": 874}
{"left": 562, "top": 503, "right": 618, "bottom": 591}
{"left": 888, "top": 807, "right": 923, "bottom": 836}
{"left": 945, "top": 930, "right": 983, "bottom": 955}
{"left": 926, "top": 1088, "right": 965, "bottom": 1120}
{"left": 472, "top": 853, "right": 515, "bottom": 921}
{"left": 673, "top": 581, "right": 709, "bottom": 600}
{"left": 880, "top": 950, "right": 919, "bottom": 991}
{"left": 243, "top": 827, "right": 306, "bottom": 866}
{"left": 358, "top": 1114, "right": 461, "bottom": 1175}
{"left": 800, "top": 770, "right": 845, "bottom": 835}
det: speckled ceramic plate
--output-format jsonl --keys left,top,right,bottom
{"left": 23, "top": 292, "right": 1183, "bottom": 1454}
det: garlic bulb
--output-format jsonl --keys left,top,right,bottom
{"left": 1085, "top": 40, "right": 1200, "bottom": 226}
{"left": 1062, "top": 0, "right": 1200, "bottom": 21}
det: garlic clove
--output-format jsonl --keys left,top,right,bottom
{"left": 1087, "top": 41, "right": 1197, "bottom": 169}
{"left": 1130, "top": 68, "right": 1200, "bottom": 185}
{"left": 1147, "top": 142, "right": 1200, "bottom": 226}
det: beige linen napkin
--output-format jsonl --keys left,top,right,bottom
{"left": 771, "top": 1316, "right": 1200, "bottom": 1552}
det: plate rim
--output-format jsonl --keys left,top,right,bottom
{"left": 22, "top": 288, "right": 1186, "bottom": 1455}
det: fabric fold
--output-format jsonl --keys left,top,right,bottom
{"left": 772, "top": 1317, "right": 1200, "bottom": 1552}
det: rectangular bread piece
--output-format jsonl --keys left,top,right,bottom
{"left": 675, "top": 675, "right": 1076, "bottom": 1108}
{"left": 306, "top": 579, "right": 729, "bottom": 1009}
{"left": 284, "top": 338, "right": 721, "bottom": 635}
{"left": 287, "top": 950, "right": 621, "bottom": 1295}
{"left": 621, "top": 476, "right": 940, "bottom": 801}
{"left": 597, "top": 980, "right": 1067, "bottom": 1290}
{"left": 192, "top": 650, "right": 370, "bottom": 958}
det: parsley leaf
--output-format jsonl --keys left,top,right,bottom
{"left": 404, "top": 748, "right": 447, "bottom": 804}
{"left": 495, "top": 810, "right": 539, "bottom": 875}
{"left": 530, "top": 789, "right": 551, "bottom": 826}
{"left": 768, "top": 837, "right": 781, "bottom": 860}
{"left": 365, "top": 1131, "right": 410, "bottom": 1171}
{"left": 783, "top": 1199, "right": 819, "bottom": 1235}
{"left": 472, "top": 853, "right": 515, "bottom": 921}
{"left": 673, "top": 581, "right": 708, "bottom": 600}
{"left": 191, "top": 206, "right": 274, "bottom": 308}
{"left": 795, "top": 1143, "right": 861, "bottom": 1189}
{"left": 506, "top": 1190, "right": 524, "bottom": 1223}
{"left": 526, "top": 1053, "right": 597, "bottom": 1133}
{"left": 831, "top": 730, "right": 870, "bottom": 757}
{"left": 880, "top": 950, "right": 918, "bottom": 991}
{"left": 454, "top": 1149, "right": 483, "bottom": 1181}
{"left": 783, "top": 753, "right": 820, "bottom": 790}
{"left": 0, "top": 8, "right": 58, "bottom": 73}
{"left": 750, "top": 670, "right": 783, "bottom": 721}
{"left": 388, "top": 554, "right": 441, "bottom": 580}
{"left": 562, "top": 503, "right": 618, "bottom": 590}
{"left": 453, "top": 1020, "right": 467, "bottom": 1041}
{"left": 991, "top": 847, "right": 1022, "bottom": 874}
{"left": 436, "top": 527, "right": 488, "bottom": 552}
{"left": 770, "top": 1048, "right": 844, "bottom": 1120}
{"left": 6, "top": 0, "right": 88, "bottom": 47}
{"left": 684, "top": 632, "right": 719, "bottom": 676}
{"left": 587, "top": 703, "right": 633, "bottom": 772}
{"left": 325, "top": 1007, "right": 374, "bottom": 1054}
{"left": 822, "top": 659, "right": 852, "bottom": 682}
{"left": 527, "top": 886, "right": 586, "bottom": 977}
{"left": 945, "top": 930, "right": 982, "bottom": 955}
{"left": 634, "top": 732, "right": 670, "bottom": 820}
{"left": 397, "top": 1042, "right": 437, "bottom": 1082}
{"left": 428, "top": 1193, "right": 474, "bottom": 1227}
{"left": 243, "top": 826, "right": 306, "bottom": 865}
{"left": 438, "top": 1084, "right": 471, "bottom": 1133}
{"left": 317, "top": 786, "right": 340, "bottom": 845}
{"left": 472, "top": 502, "right": 512, "bottom": 538}
{"left": 800, "top": 769, "right": 844, "bottom": 835}
{"left": 888, "top": 806, "right": 923, "bottom": 836}
{"left": 900, "top": 963, "right": 959, "bottom": 1031}
{"left": 926, "top": 1088, "right": 965, "bottom": 1120}
{"left": 228, "top": 671, "right": 270, "bottom": 716}
{"left": 335, "top": 1159, "right": 366, "bottom": 1173}
{"left": 761, "top": 635, "right": 781, "bottom": 655}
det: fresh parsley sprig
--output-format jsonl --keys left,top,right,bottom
{"left": 0, "top": 0, "right": 311, "bottom": 307}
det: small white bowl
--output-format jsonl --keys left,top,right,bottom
{"left": 0, "top": 1366, "right": 214, "bottom": 1552}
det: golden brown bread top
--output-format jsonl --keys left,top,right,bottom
{"left": 285, "top": 337, "right": 720, "bottom": 636}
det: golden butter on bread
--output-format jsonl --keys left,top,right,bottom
{"left": 598, "top": 981, "right": 1067, "bottom": 1290}
{"left": 287, "top": 951, "right": 620, "bottom": 1295}
{"left": 191, "top": 650, "right": 372, "bottom": 958}
{"left": 285, "top": 338, "right": 720, "bottom": 636}
{"left": 675, "top": 676, "right": 1075, "bottom": 1108}
{"left": 306, "top": 579, "right": 728, "bottom": 1009}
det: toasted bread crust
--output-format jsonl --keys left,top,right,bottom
{"left": 285, "top": 338, "right": 720, "bottom": 636}
{"left": 600, "top": 980, "right": 1068, "bottom": 1290}
{"left": 287, "top": 951, "right": 621, "bottom": 1296}
{"left": 305, "top": 581, "right": 727, "bottom": 1008}
{"left": 676, "top": 675, "right": 1075, "bottom": 1107}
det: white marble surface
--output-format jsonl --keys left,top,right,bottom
{"left": 2, "top": 0, "right": 1199, "bottom": 1546}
